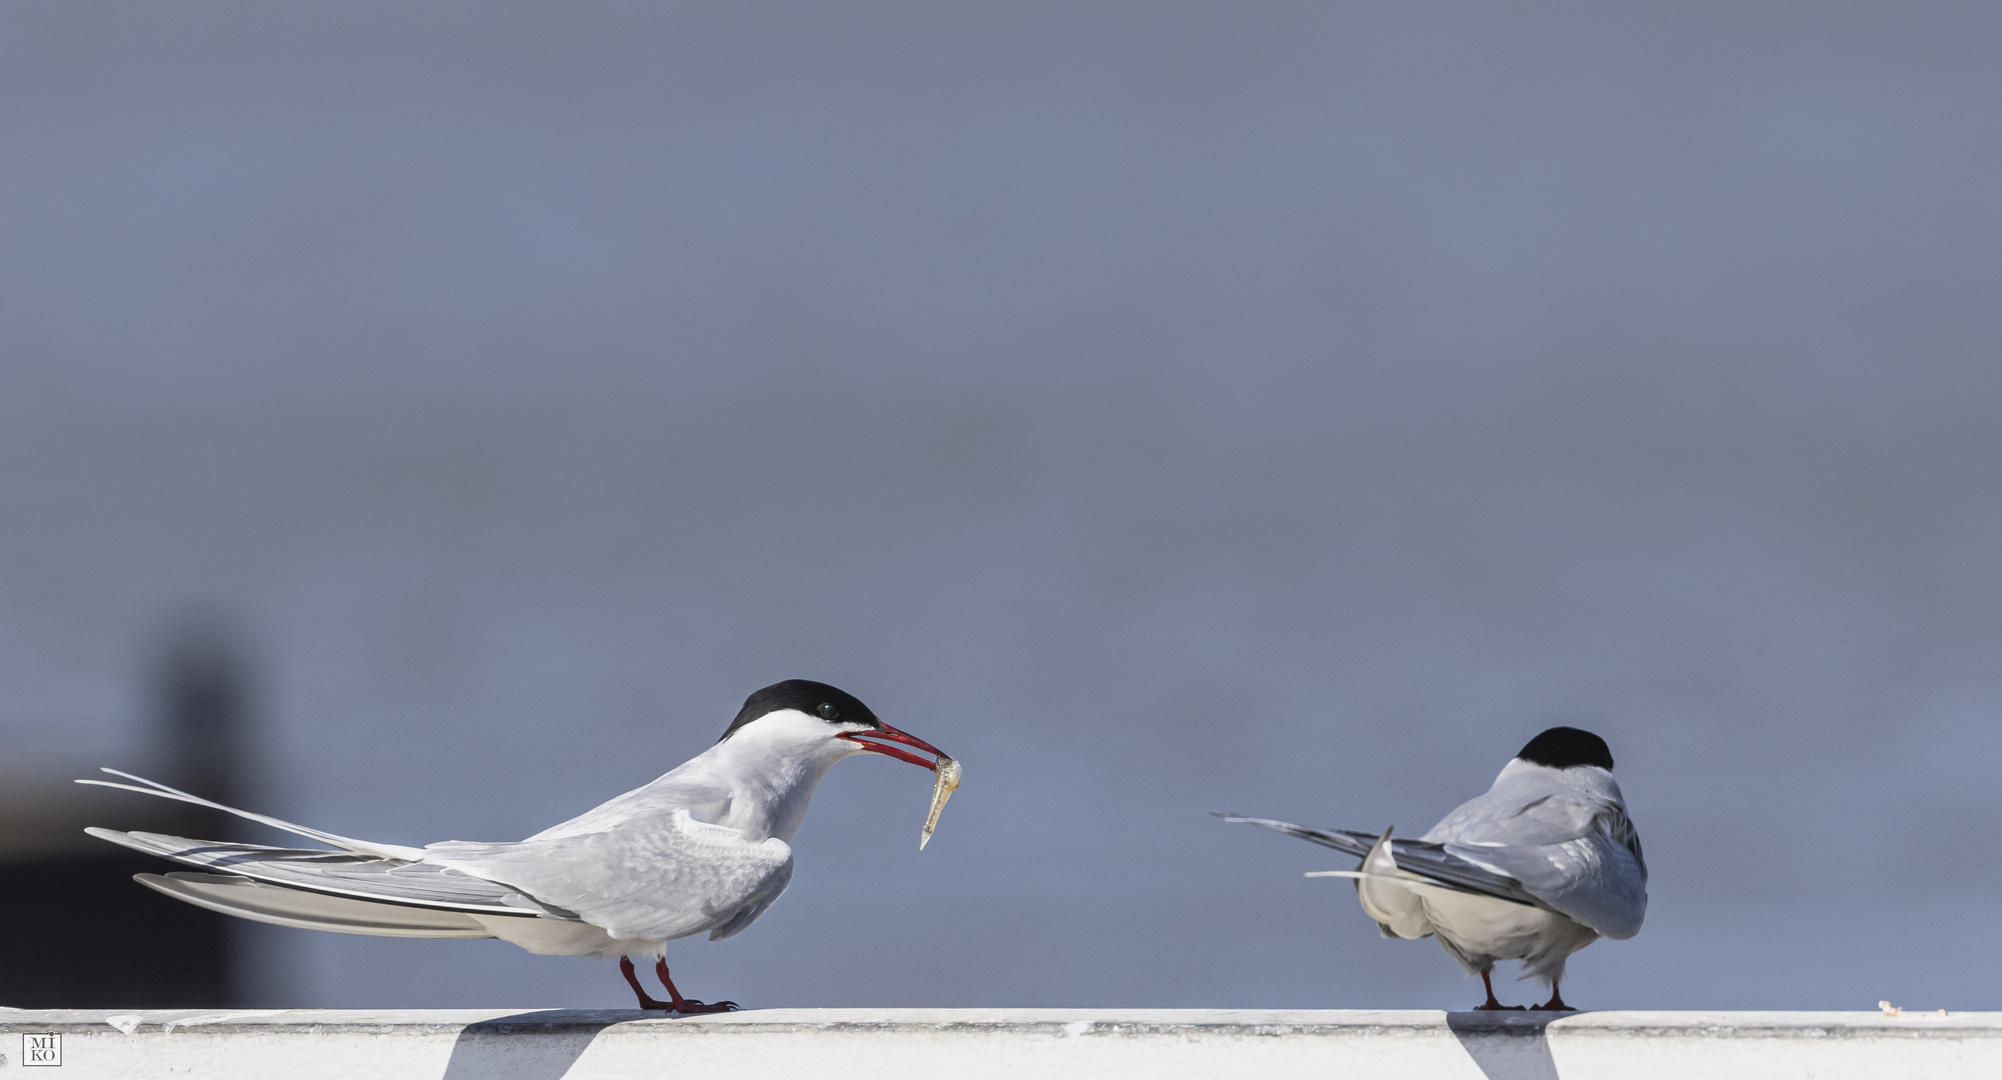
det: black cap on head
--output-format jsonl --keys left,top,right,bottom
{"left": 718, "top": 679, "right": 882, "bottom": 742}
{"left": 1515, "top": 726, "right": 1614, "bottom": 770}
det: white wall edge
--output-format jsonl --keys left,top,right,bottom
{"left": 3, "top": 1007, "right": 1995, "bottom": 1079}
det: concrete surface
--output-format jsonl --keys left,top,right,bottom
{"left": 1, "top": 1008, "right": 1993, "bottom": 1078}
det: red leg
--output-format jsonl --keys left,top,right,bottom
{"left": 619, "top": 957, "right": 671, "bottom": 1010}
{"left": 655, "top": 959, "right": 739, "bottom": 1014}
{"left": 1473, "top": 968, "right": 1525, "bottom": 1011}
{"left": 1531, "top": 982, "right": 1573, "bottom": 1012}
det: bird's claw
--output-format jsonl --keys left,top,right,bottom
{"left": 670, "top": 998, "right": 740, "bottom": 1015}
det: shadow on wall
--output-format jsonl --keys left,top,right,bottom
{"left": 1446, "top": 1012, "right": 1565, "bottom": 1080}
{"left": 438, "top": 1011, "right": 625, "bottom": 1080}
{"left": 0, "top": 618, "right": 250, "bottom": 1007}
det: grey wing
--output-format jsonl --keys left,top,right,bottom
{"left": 87, "top": 828, "right": 573, "bottom": 918}
{"left": 1438, "top": 805, "right": 1649, "bottom": 939}
{"left": 705, "top": 859, "right": 794, "bottom": 941}
{"left": 425, "top": 809, "right": 794, "bottom": 944}
{"left": 1421, "top": 774, "right": 1649, "bottom": 937}
{"left": 1607, "top": 805, "right": 1647, "bottom": 878}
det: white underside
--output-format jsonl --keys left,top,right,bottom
{"left": 1357, "top": 876, "right": 1599, "bottom": 985}
{"left": 468, "top": 913, "right": 668, "bottom": 959}
{"left": 1416, "top": 888, "right": 1599, "bottom": 984}
{"left": 1347, "top": 839, "right": 1600, "bottom": 986}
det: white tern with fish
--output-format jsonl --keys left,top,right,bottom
{"left": 79, "top": 679, "right": 955, "bottom": 1013}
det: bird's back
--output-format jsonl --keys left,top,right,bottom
{"left": 1422, "top": 760, "right": 1648, "bottom": 939}
{"left": 425, "top": 808, "right": 793, "bottom": 944}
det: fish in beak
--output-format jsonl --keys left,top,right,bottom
{"left": 837, "top": 723, "right": 961, "bottom": 849}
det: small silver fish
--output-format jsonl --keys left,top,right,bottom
{"left": 920, "top": 755, "right": 962, "bottom": 850}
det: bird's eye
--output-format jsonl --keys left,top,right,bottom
{"left": 818, "top": 703, "right": 841, "bottom": 721}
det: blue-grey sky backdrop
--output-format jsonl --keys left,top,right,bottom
{"left": 3, "top": 2, "right": 2001, "bottom": 1010}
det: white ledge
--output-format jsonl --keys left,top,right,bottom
{"left": 4, "top": 1008, "right": 1998, "bottom": 1079}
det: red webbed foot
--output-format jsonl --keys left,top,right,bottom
{"left": 1530, "top": 984, "right": 1573, "bottom": 1012}
{"left": 1473, "top": 968, "right": 1527, "bottom": 1011}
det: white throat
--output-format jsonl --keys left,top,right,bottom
{"left": 697, "top": 710, "right": 864, "bottom": 842}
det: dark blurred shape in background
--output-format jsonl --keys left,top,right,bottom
{"left": 0, "top": 619, "right": 246, "bottom": 1007}
{"left": 157, "top": 615, "right": 253, "bottom": 839}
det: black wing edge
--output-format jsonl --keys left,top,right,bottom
{"left": 1213, "top": 812, "right": 1552, "bottom": 911}
{"left": 1212, "top": 812, "right": 1374, "bottom": 858}
{"left": 1384, "top": 839, "right": 1550, "bottom": 910}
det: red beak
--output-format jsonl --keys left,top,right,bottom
{"left": 837, "top": 723, "right": 947, "bottom": 770}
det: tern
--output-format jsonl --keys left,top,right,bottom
{"left": 1220, "top": 726, "right": 1645, "bottom": 1011}
{"left": 81, "top": 679, "right": 949, "bottom": 1013}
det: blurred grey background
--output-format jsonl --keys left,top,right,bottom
{"left": 2, "top": 2, "right": 2000, "bottom": 1010}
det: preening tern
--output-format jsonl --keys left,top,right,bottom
{"left": 1220, "top": 726, "right": 1645, "bottom": 1010}
{"left": 83, "top": 680, "right": 951, "bottom": 1012}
